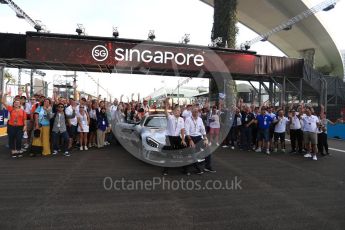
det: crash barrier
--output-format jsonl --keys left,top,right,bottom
{"left": 327, "top": 124, "right": 345, "bottom": 140}
{"left": 0, "top": 126, "right": 7, "bottom": 136}
{"left": 0, "top": 110, "right": 8, "bottom": 136}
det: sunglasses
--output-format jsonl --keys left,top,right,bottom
{"left": 80, "top": 107, "right": 84, "bottom": 109}
{"left": 58, "top": 106, "right": 64, "bottom": 108}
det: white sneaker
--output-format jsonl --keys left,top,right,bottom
{"left": 84, "top": 146, "right": 88, "bottom": 150}
{"left": 255, "top": 148, "right": 262, "bottom": 152}
{"left": 231, "top": 146, "right": 235, "bottom": 150}
{"left": 274, "top": 148, "right": 278, "bottom": 153}
{"left": 52, "top": 150, "right": 58, "bottom": 155}
{"left": 312, "top": 155, "right": 317, "bottom": 161}
{"left": 282, "top": 149, "right": 286, "bottom": 153}
{"left": 80, "top": 146, "right": 83, "bottom": 151}
{"left": 266, "top": 149, "right": 270, "bottom": 155}
{"left": 216, "top": 143, "right": 220, "bottom": 146}
{"left": 304, "top": 153, "right": 312, "bottom": 158}
{"left": 24, "top": 143, "right": 29, "bottom": 149}
{"left": 222, "top": 145, "right": 229, "bottom": 148}
{"left": 208, "top": 142, "right": 212, "bottom": 146}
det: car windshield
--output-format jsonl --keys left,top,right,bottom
{"left": 144, "top": 116, "right": 167, "bottom": 128}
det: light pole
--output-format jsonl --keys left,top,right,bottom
{"left": 0, "top": 65, "right": 4, "bottom": 109}
{"left": 63, "top": 72, "right": 77, "bottom": 98}
{"left": 30, "top": 69, "right": 34, "bottom": 96}
{"left": 178, "top": 79, "right": 180, "bottom": 105}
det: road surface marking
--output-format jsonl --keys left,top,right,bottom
{"left": 285, "top": 139, "right": 345, "bottom": 153}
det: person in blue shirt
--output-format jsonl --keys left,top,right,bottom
{"left": 96, "top": 107, "right": 109, "bottom": 148}
{"left": 255, "top": 107, "right": 273, "bottom": 154}
{"left": 33, "top": 98, "right": 53, "bottom": 156}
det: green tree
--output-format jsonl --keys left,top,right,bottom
{"left": 210, "top": 0, "right": 238, "bottom": 107}
{"left": 212, "top": 0, "right": 238, "bottom": 48}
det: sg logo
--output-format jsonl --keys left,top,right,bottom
{"left": 92, "top": 45, "right": 108, "bottom": 61}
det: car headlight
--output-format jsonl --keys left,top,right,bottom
{"left": 146, "top": 137, "right": 159, "bottom": 148}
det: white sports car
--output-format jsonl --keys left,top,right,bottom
{"left": 112, "top": 114, "right": 168, "bottom": 164}
{"left": 112, "top": 114, "right": 202, "bottom": 166}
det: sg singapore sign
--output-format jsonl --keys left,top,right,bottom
{"left": 26, "top": 35, "right": 256, "bottom": 74}
{"left": 92, "top": 45, "right": 205, "bottom": 67}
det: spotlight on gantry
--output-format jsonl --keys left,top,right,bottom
{"left": 260, "top": 36, "right": 268, "bottom": 42}
{"left": 240, "top": 42, "right": 250, "bottom": 51}
{"left": 181, "top": 33, "right": 190, "bottom": 44}
{"left": 112, "top": 26, "right": 119, "bottom": 38}
{"left": 283, "top": 25, "right": 292, "bottom": 31}
{"left": 323, "top": 3, "right": 336, "bottom": 11}
{"left": 148, "top": 30, "right": 155, "bottom": 41}
{"left": 214, "top": 37, "right": 223, "bottom": 47}
{"left": 76, "top": 24, "right": 85, "bottom": 35}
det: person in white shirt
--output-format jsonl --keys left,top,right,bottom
{"left": 23, "top": 97, "right": 35, "bottom": 149}
{"left": 65, "top": 98, "right": 78, "bottom": 150}
{"left": 288, "top": 109, "right": 303, "bottom": 154}
{"left": 182, "top": 105, "right": 192, "bottom": 120}
{"left": 141, "top": 100, "right": 150, "bottom": 116}
{"left": 317, "top": 111, "right": 335, "bottom": 156}
{"left": 88, "top": 100, "right": 98, "bottom": 148}
{"left": 163, "top": 97, "right": 187, "bottom": 176}
{"left": 209, "top": 105, "right": 221, "bottom": 146}
{"left": 110, "top": 98, "right": 118, "bottom": 121}
{"left": 77, "top": 106, "right": 90, "bottom": 151}
{"left": 272, "top": 109, "right": 289, "bottom": 153}
{"left": 75, "top": 97, "right": 88, "bottom": 115}
{"left": 301, "top": 108, "right": 320, "bottom": 160}
{"left": 185, "top": 107, "right": 215, "bottom": 174}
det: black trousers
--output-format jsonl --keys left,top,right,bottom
{"left": 252, "top": 125, "right": 258, "bottom": 147}
{"left": 167, "top": 136, "right": 183, "bottom": 150}
{"left": 240, "top": 125, "right": 252, "bottom": 150}
{"left": 290, "top": 129, "right": 303, "bottom": 152}
{"left": 7, "top": 125, "right": 24, "bottom": 151}
{"left": 222, "top": 128, "right": 231, "bottom": 146}
{"left": 317, "top": 132, "right": 328, "bottom": 154}
{"left": 163, "top": 136, "right": 187, "bottom": 173}
{"left": 229, "top": 126, "right": 238, "bottom": 147}
{"left": 188, "top": 136, "right": 204, "bottom": 172}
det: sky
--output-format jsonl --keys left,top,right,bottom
{"left": 0, "top": 0, "right": 344, "bottom": 100}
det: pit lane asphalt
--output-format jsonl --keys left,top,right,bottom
{"left": 0, "top": 137, "right": 344, "bottom": 230}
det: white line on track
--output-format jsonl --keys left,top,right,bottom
{"left": 285, "top": 139, "right": 345, "bottom": 153}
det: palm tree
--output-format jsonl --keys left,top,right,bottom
{"left": 4, "top": 70, "right": 16, "bottom": 88}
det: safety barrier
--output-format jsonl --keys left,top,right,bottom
{"left": 0, "top": 125, "right": 7, "bottom": 136}
{"left": 0, "top": 110, "right": 8, "bottom": 136}
{"left": 327, "top": 124, "right": 345, "bottom": 140}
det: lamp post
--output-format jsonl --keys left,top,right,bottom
{"left": 0, "top": 65, "right": 4, "bottom": 109}
{"left": 178, "top": 79, "right": 180, "bottom": 105}
{"left": 30, "top": 69, "right": 34, "bottom": 96}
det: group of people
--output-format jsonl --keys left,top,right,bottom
{"left": 1, "top": 90, "right": 113, "bottom": 158}
{"left": 1, "top": 89, "right": 336, "bottom": 166}
{"left": 162, "top": 97, "right": 216, "bottom": 176}
{"left": 221, "top": 99, "right": 335, "bottom": 161}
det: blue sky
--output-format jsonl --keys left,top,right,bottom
{"left": 1, "top": 0, "right": 344, "bottom": 99}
